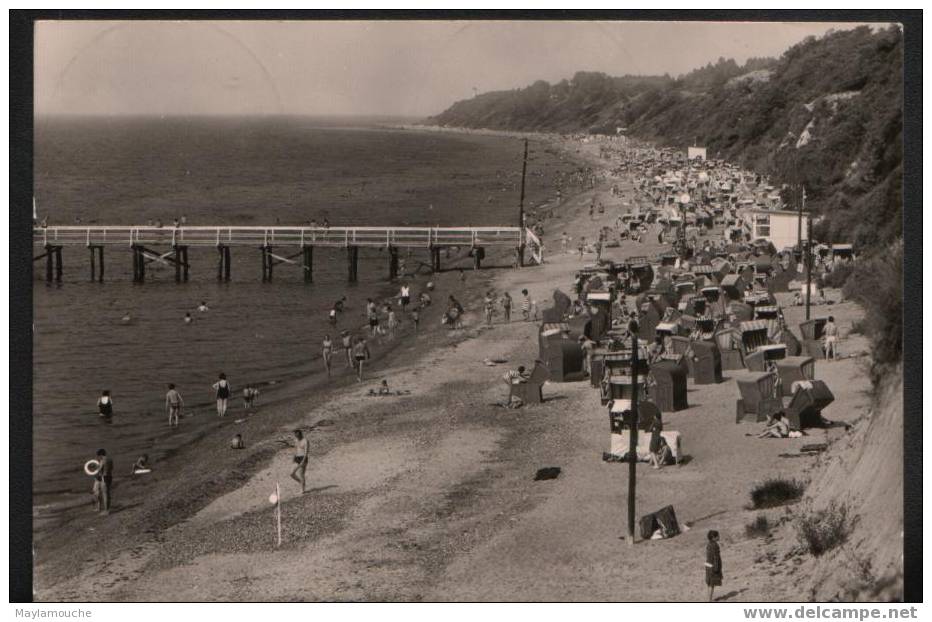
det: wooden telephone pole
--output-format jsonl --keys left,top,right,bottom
{"left": 627, "top": 322, "right": 640, "bottom": 546}
{"left": 802, "top": 187, "right": 812, "bottom": 321}
{"left": 518, "top": 138, "right": 529, "bottom": 267}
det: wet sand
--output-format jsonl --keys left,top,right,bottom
{"left": 34, "top": 134, "right": 875, "bottom": 602}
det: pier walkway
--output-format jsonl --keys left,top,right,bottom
{"left": 33, "top": 225, "right": 543, "bottom": 283}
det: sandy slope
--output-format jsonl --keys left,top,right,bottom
{"left": 35, "top": 136, "right": 900, "bottom": 602}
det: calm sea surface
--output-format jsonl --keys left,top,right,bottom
{"left": 33, "top": 116, "right": 579, "bottom": 513}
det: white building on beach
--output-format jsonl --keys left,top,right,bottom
{"left": 739, "top": 208, "right": 810, "bottom": 251}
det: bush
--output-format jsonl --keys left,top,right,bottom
{"left": 795, "top": 501, "right": 856, "bottom": 556}
{"left": 745, "top": 514, "right": 771, "bottom": 538}
{"left": 750, "top": 478, "right": 806, "bottom": 509}
{"left": 821, "top": 261, "right": 857, "bottom": 289}
{"left": 842, "top": 242, "right": 903, "bottom": 373}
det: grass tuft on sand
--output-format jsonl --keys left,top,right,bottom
{"left": 750, "top": 478, "right": 806, "bottom": 509}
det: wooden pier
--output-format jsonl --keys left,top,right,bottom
{"left": 33, "top": 225, "right": 544, "bottom": 283}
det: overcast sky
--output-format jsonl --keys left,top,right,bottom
{"left": 35, "top": 20, "right": 877, "bottom": 117}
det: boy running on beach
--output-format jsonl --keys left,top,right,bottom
{"left": 290, "top": 429, "right": 309, "bottom": 494}
{"left": 165, "top": 384, "right": 183, "bottom": 427}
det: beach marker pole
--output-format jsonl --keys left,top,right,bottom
{"left": 627, "top": 322, "right": 639, "bottom": 547}
{"left": 276, "top": 482, "right": 282, "bottom": 548}
{"left": 518, "top": 138, "right": 528, "bottom": 267}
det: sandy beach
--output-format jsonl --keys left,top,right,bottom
{"left": 34, "top": 133, "right": 890, "bottom": 602}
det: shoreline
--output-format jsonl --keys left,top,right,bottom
{"left": 32, "top": 130, "right": 599, "bottom": 597}
{"left": 34, "top": 133, "right": 884, "bottom": 602}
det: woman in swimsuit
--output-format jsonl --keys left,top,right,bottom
{"left": 322, "top": 335, "right": 334, "bottom": 378}
{"left": 212, "top": 373, "right": 231, "bottom": 417}
{"left": 97, "top": 390, "right": 114, "bottom": 420}
{"left": 352, "top": 338, "right": 370, "bottom": 382}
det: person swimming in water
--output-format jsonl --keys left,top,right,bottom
{"left": 184, "top": 312, "right": 193, "bottom": 324}
{"left": 212, "top": 373, "right": 230, "bottom": 417}
{"left": 322, "top": 335, "right": 334, "bottom": 378}
{"left": 131, "top": 454, "right": 150, "bottom": 474}
{"left": 97, "top": 390, "right": 113, "bottom": 420}
{"left": 197, "top": 301, "right": 209, "bottom": 312}
{"left": 121, "top": 311, "right": 132, "bottom": 324}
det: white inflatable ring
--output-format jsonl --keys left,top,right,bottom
{"left": 84, "top": 459, "right": 101, "bottom": 476}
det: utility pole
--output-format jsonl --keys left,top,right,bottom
{"left": 805, "top": 198, "right": 813, "bottom": 321}
{"left": 627, "top": 321, "right": 640, "bottom": 547}
{"left": 518, "top": 138, "right": 529, "bottom": 267}
{"left": 796, "top": 185, "right": 803, "bottom": 266}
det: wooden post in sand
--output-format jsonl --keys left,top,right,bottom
{"left": 276, "top": 482, "right": 282, "bottom": 548}
{"left": 627, "top": 322, "right": 640, "bottom": 546}
{"left": 517, "top": 138, "right": 528, "bottom": 268}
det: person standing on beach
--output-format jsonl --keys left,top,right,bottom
{"left": 341, "top": 330, "right": 353, "bottom": 368}
{"left": 165, "top": 384, "right": 183, "bottom": 426}
{"left": 94, "top": 449, "right": 114, "bottom": 514}
{"left": 411, "top": 306, "right": 420, "bottom": 334}
{"left": 322, "top": 335, "right": 334, "bottom": 377}
{"left": 561, "top": 232, "right": 569, "bottom": 254}
{"left": 484, "top": 291, "right": 495, "bottom": 326}
{"left": 366, "top": 299, "right": 379, "bottom": 336}
{"left": 501, "top": 292, "right": 513, "bottom": 323}
{"left": 387, "top": 306, "right": 398, "bottom": 339}
{"left": 290, "top": 429, "right": 309, "bottom": 494}
{"left": 399, "top": 283, "right": 411, "bottom": 313}
{"left": 97, "top": 390, "right": 114, "bottom": 421}
{"left": 521, "top": 290, "right": 532, "bottom": 322}
{"left": 824, "top": 316, "right": 839, "bottom": 360}
{"left": 352, "top": 337, "right": 370, "bottom": 382}
{"left": 705, "top": 530, "right": 723, "bottom": 601}
{"left": 212, "top": 373, "right": 231, "bottom": 417}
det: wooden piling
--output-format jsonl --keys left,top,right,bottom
{"left": 97, "top": 246, "right": 104, "bottom": 282}
{"left": 302, "top": 246, "right": 313, "bottom": 283}
{"left": 174, "top": 247, "right": 182, "bottom": 283}
{"left": 430, "top": 247, "right": 441, "bottom": 273}
{"left": 54, "top": 247, "right": 63, "bottom": 282}
{"left": 224, "top": 246, "right": 231, "bottom": 281}
{"left": 388, "top": 246, "right": 399, "bottom": 281}
{"left": 217, "top": 246, "right": 225, "bottom": 281}
{"left": 473, "top": 247, "right": 484, "bottom": 271}
{"left": 347, "top": 246, "right": 358, "bottom": 282}
{"left": 181, "top": 246, "right": 189, "bottom": 282}
{"left": 89, "top": 247, "right": 96, "bottom": 281}
{"left": 45, "top": 245, "right": 53, "bottom": 282}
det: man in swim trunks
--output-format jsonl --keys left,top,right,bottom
{"left": 165, "top": 383, "right": 183, "bottom": 427}
{"left": 290, "top": 429, "right": 309, "bottom": 493}
{"left": 399, "top": 283, "right": 411, "bottom": 312}
{"left": 341, "top": 330, "right": 353, "bottom": 368}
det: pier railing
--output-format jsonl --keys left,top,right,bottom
{"left": 34, "top": 225, "right": 529, "bottom": 250}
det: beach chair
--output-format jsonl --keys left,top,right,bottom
{"left": 799, "top": 318, "right": 828, "bottom": 360}
{"left": 656, "top": 321, "right": 678, "bottom": 339}
{"left": 683, "top": 295, "right": 707, "bottom": 316}
{"left": 714, "top": 327, "right": 745, "bottom": 370}
{"left": 754, "top": 305, "right": 780, "bottom": 320}
{"left": 539, "top": 324, "right": 586, "bottom": 383}
{"left": 609, "top": 429, "right": 681, "bottom": 463}
{"left": 608, "top": 398, "right": 660, "bottom": 432}
{"left": 690, "top": 340, "right": 723, "bottom": 384}
{"left": 735, "top": 372, "right": 783, "bottom": 423}
{"left": 639, "top": 505, "right": 681, "bottom": 540}
{"left": 740, "top": 320, "right": 771, "bottom": 352}
{"left": 775, "top": 356, "right": 816, "bottom": 397}
{"left": 783, "top": 329, "right": 802, "bottom": 357}
{"left": 509, "top": 360, "right": 549, "bottom": 406}
{"left": 720, "top": 274, "right": 746, "bottom": 300}
{"left": 785, "top": 380, "right": 834, "bottom": 429}
{"left": 649, "top": 359, "right": 689, "bottom": 412}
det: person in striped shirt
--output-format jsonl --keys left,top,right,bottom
{"left": 521, "top": 289, "right": 531, "bottom": 322}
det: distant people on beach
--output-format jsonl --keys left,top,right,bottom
{"left": 366, "top": 299, "right": 379, "bottom": 336}
{"left": 561, "top": 232, "right": 569, "bottom": 254}
{"left": 197, "top": 301, "right": 209, "bottom": 312}
{"left": 97, "top": 390, "right": 113, "bottom": 420}
{"left": 387, "top": 305, "right": 398, "bottom": 338}
{"left": 824, "top": 316, "right": 838, "bottom": 360}
{"left": 184, "top": 312, "right": 193, "bottom": 324}
{"left": 758, "top": 412, "right": 790, "bottom": 439}
{"left": 230, "top": 434, "right": 245, "bottom": 450}
{"left": 213, "top": 373, "right": 230, "bottom": 417}
{"left": 165, "top": 383, "right": 183, "bottom": 427}
{"left": 484, "top": 291, "right": 495, "bottom": 326}
{"left": 290, "top": 429, "right": 309, "bottom": 494}
{"left": 242, "top": 386, "right": 260, "bottom": 410}
{"left": 322, "top": 335, "right": 334, "bottom": 377}
{"left": 521, "top": 290, "right": 532, "bottom": 322}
